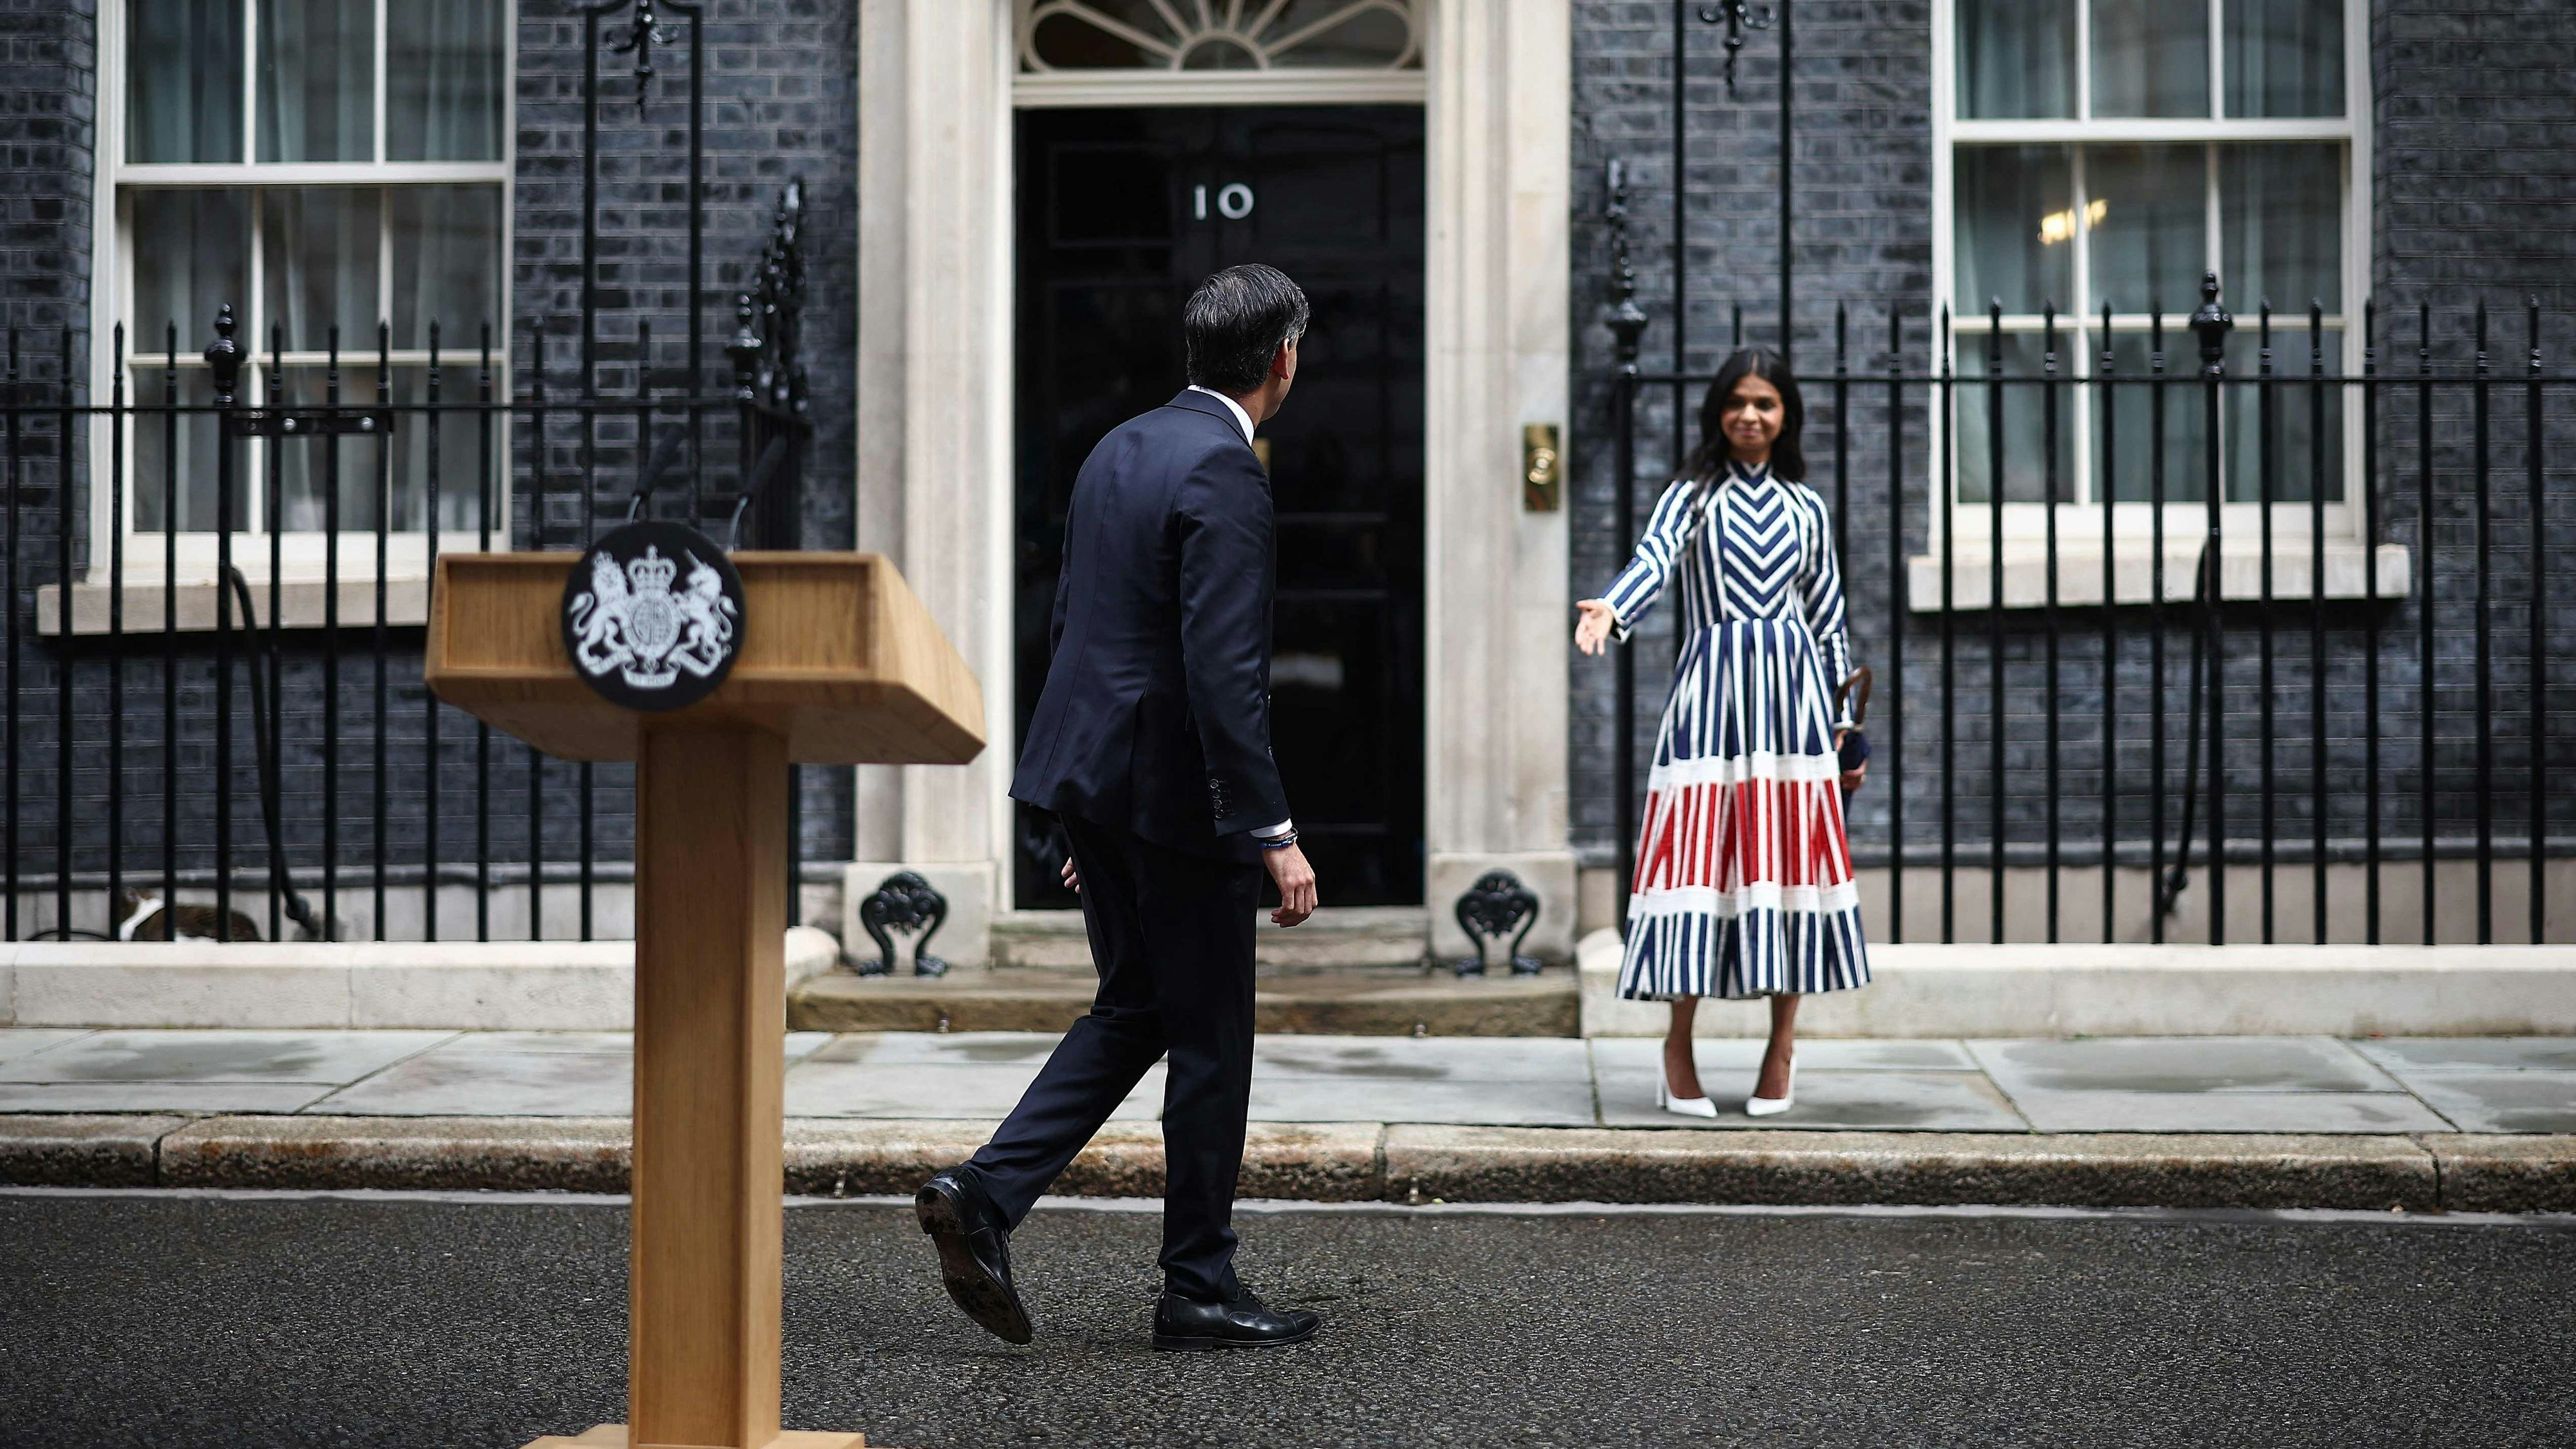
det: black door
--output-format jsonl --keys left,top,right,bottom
{"left": 1013, "top": 105, "right": 1426, "bottom": 908}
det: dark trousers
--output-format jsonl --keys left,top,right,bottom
{"left": 965, "top": 814, "right": 1260, "bottom": 1302}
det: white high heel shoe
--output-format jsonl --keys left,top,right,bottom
{"left": 1744, "top": 1056, "right": 1797, "bottom": 1117}
{"left": 1657, "top": 1065, "right": 1718, "bottom": 1119}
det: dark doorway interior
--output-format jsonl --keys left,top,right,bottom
{"left": 1012, "top": 104, "right": 1426, "bottom": 909}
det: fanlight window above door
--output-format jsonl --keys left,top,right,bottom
{"left": 1019, "top": 1, "right": 1423, "bottom": 72}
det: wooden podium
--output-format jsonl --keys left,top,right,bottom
{"left": 428, "top": 551, "right": 984, "bottom": 1449}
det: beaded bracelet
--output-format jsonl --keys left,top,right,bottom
{"left": 1258, "top": 829, "right": 1300, "bottom": 850}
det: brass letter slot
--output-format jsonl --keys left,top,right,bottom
{"left": 1522, "top": 422, "right": 1561, "bottom": 511}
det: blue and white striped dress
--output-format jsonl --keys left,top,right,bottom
{"left": 1600, "top": 459, "right": 1871, "bottom": 1001}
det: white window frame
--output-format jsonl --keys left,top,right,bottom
{"left": 1923, "top": 0, "right": 2396, "bottom": 607}
{"left": 79, "top": 0, "right": 515, "bottom": 618}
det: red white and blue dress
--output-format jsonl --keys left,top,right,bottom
{"left": 1600, "top": 459, "right": 1871, "bottom": 1001}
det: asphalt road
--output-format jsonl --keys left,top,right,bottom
{"left": 3, "top": 1191, "right": 2571, "bottom": 1448}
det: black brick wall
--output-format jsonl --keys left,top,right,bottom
{"left": 1, "top": 1, "right": 95, "bottom": 931}
{"left": 0, "top": 0, "right": 91, "bottom": 342}
{"left": 2358, "top": 0, "right": 2576, "bottom": 899}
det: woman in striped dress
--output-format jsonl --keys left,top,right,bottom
{"left": 1574, "top": 346, "right": 1871, "bottom": 1118}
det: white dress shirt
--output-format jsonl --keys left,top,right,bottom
{"left": 1185, "top": 385, "right": 1293, "bottom": 845}
{"left": 1187, "top": 384, "right": 1256, "bottom": 443}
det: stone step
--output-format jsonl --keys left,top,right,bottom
{"left": 787, "top": 963, "right": 1578, "bottom": 1036}
{"left": 991, "top": 905, "right": 1438, "bottom": 972}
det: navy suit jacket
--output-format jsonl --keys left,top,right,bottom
{"left": 1011, "top": 388, "right": 1289, "bottom": 862}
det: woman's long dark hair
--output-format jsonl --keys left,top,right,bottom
{"left": 1687, "top": 346, "right": 1806, "bottom": 483}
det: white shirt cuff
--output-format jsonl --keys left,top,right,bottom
{"left": 1252, "top": 819, "right": 1294, "bottom": 838}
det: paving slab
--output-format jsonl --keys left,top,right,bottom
{"left": 1588, "top": 1036, "right": 1981, "bottom": 1074}
{"left": 2000, "top": 1089, "right": 2456, "bottom": 1134}
{"left": 782, "top": 1058, "right": 1164, "bottom": 1121}
{"left": 2390, "top": 1072, "right": 2576, "bottom": 1133}
{"left": 308, "top": 1044, "right": 634, "bottom": 1117}
{"left": 0, "top": 1081, "right": 338, "bottom": 1113}
{"left": 2351, "top": 1037, "right": 2576, "bottom": 1074}
{"left": 0, "top": 1028, "right": 93, "bottom": 1066}
{"left": 0, "top": 1028, "right": 456, "bottom": 1084}
{"left": 1595, "top": 1068, "right": 2031, "bottom": 1132}
{"left": 1968, "top": 1036, "right": 2405, "bottom": 1095}
{"left": 0, "top": 1113, "right": 186, "bottom": 1186}
{"left": 415, "top": 1031, "right": 635, "bottom": 1056}
{"left": 1252, "top": 1034, "right": 1592, "bottom": 1081}
{"left": 802, "top": 1030, "right": 1067, "bottom": 1068}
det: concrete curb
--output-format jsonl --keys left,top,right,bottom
{"left": 6, "top": 1114, "right": 2571, "bottom": 1212}
{"left": 1378, "top": 1126, "right": 2445, "bottom": 1211}
{"left": 0, "top": 1114, "right": 189, "bottom": 1186}
{"left": 2419, "top": 1134, "right": 2576, "bottom": 1214}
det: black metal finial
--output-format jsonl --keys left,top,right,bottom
{"left": 204, "top": 303, "right": 242, "bottom": 404}
{"left": 2188, "top": 271, "right": 2233, "bottom": 377}
{"left": 1603, "top": 159, "right": 1651, "bottom": 372}
{"left": 604, "top": 0, "right": 669, "bottom": 112}
{"left": 726, "top": 291, "right": 761, "bottom": 404}
{"left": 767, "top": 179, "right": 808, "bottom": 416}
{"left": 1698, "top": 1, "right": 1777, "bottom": 96}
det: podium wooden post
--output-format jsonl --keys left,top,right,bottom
{"left": 428, "top": 550, "right": 983, "bottom": 1449}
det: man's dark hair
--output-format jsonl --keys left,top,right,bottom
{"left": 1182, "top": 263, "right": 1309, "bottom": 394}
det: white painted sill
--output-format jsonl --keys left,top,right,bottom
{"left": 35, "top": 570, "right": 431, "bottom": 636}
{"left": 1906, "top": 539, "right": 2411, "bottom": 611}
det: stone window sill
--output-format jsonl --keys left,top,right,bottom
{"left": 35, "top": 572, "right": 431, "bottom": 636}
{"left": 1906, "top": 540, "right": 2411, "bottom": 612}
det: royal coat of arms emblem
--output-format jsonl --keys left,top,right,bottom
{"left": 560, "top": 520, "right": 748, "bottom": 711}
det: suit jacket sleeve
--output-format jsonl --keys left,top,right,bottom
{"left": 1175, "top": 447, "right": 1291, "bottom": 837}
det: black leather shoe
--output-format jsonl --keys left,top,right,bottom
{"left": 1151, "top": 1289, "right": 1321, "bottom": 1352}
{"left": 915, "top": 1168, "right": 1032, "bottom": 1345}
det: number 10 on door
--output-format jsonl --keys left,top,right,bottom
{"left": 1194, "top": 183, "right": 1255, "bottom": 221}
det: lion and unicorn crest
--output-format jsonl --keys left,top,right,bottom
{"left": 567, "top": 543, "right": 739, "bottom": 690}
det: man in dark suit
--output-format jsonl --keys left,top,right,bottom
{"left": 916, "top": 264, "right": 1323, "bottom": 1352}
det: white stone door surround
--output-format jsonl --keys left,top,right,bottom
{"left": 851, "top": 0, "right": 1573, "bottom": 965}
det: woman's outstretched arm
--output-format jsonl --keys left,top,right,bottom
{"left": 1575, "top": 479, "right": 1697, "bottom": 654}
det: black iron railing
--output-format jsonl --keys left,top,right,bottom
{"left": 0, "top": 189, "right": 811, "bottom": 944}
{"left": 1600, "top": 265, "right": 2570, "bottom": 945}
